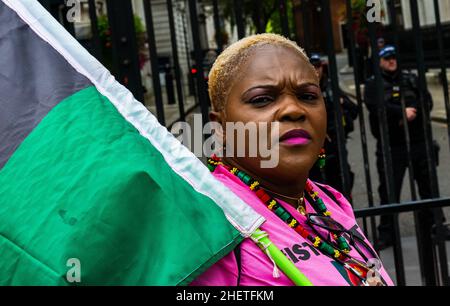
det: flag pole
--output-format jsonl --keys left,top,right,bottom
{"left": 251, "top": 229, "right": 313, "bottom": 286}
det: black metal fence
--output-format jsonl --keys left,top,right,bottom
{"left": 40, "top": 0, "right": 450, "bottom": 286}
{"left": 354, "top": 197, "right": 450, "bottom": 285}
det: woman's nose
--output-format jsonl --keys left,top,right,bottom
{"left": 277, "top": 94, "right": 306, "bottom": 122}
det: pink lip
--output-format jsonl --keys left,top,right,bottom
{"left": 280, "top": 129, "right": 312, "bottom": 146}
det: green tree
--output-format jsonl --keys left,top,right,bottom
{"left": 213, "top": 0, "right": 296, "bottom": 39}
{"left": 97, "top": 14, "right": 146, "bottom": 71}
{"left": 349, "top": 0, "right": 386, "bottom": 49}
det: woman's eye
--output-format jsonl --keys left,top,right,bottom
{"left": 248, "top": 96, "right": 274, "bottom": 105}
{"left": 299, "top": 93, "right": 318, "bottom": 101}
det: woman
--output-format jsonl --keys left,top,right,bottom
{"left": 192, "top": 34, "right": 393, "bottom": 286}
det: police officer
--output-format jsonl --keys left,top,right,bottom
{"left": 364, "top": 45, "right": 437, "bottom": 249}
{"left": 309, "top": 54, "right": 358, "bottom": 197}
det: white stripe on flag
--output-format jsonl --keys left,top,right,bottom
{"left": 1, "top": 0, "right": 265, "bottom": 236}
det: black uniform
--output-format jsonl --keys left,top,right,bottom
{"left": 364, "top": 69, "right": 437, "bottom": 244}
{"left": 309, "top": 77, "right": 358, "bottom": 197}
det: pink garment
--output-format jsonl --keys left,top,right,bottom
{"left": 191, "top": 165, "right": 394, "bottom": 286}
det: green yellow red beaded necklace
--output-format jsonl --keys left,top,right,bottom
{"left": 207, "top": 155, "right": 372, "bottom": 283}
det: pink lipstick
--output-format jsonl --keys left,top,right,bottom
{"left": 279, "top": 129, "right": 311, "bottom": 146}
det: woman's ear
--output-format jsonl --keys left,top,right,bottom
{"left": 209, "top": 110, "right": 222, "bottom": 124}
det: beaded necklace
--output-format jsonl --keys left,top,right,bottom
{"left": 207, "top": 156, "right": 374, "bottom": 284}
{"left": 259, "top": 187, "right": 306, "bottom": 215}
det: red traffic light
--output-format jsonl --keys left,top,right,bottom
{"left": 191, "top": 68, "right": 198, "bottom": 74}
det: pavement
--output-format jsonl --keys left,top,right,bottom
{"left": 144, "top": 86, "right": 198, "bottom": 127}
{"left": 379, "top": 236, "right": 450, "bottom": 285}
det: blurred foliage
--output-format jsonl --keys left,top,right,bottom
{"left": 214, "top": 0, "right": 296, "bottom": 39}
{"left": 211, "top": 0, "right": 386, "bottom": 49}
{"left": 265, "top": 1, "right": 295, "bottom": 37}
{"left": 97, "top": 14, "right": 145, "bottom": 43}
{"left": 97, "top": 14, "right": 146, "bottom": 71}
{"left": 349, "top": 0, "right": 386, "bottom": 48}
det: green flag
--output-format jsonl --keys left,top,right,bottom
{"left": 0, "top": 0, "right": 264, "bottom": 285}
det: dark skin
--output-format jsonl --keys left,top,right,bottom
{"left": 210, "top": 45, "right": 327, "bottom": 208}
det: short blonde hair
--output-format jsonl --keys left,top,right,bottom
{"left": 208, "top": 33, "right": 310, "bottom": 111}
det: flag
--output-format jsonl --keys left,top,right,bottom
{"left": 0, "top": 0, "right": 264, "bottom": 285}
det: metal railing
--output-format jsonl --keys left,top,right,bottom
{"left": 355, "top": 197, "right": 450, "bottom": 286}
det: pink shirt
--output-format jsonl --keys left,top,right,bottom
{"left": 191, "top": 165, "right": 394, "bottom": 286}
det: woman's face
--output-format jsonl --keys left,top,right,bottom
{"left": 213, "top": 45, "right": 327, "bottom": 185}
